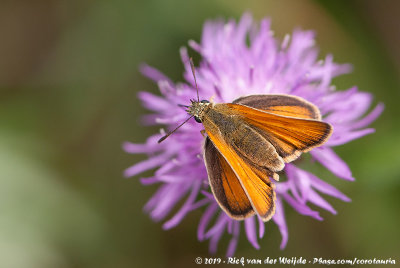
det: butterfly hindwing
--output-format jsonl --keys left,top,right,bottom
{"left": 233, "top": 94, "right": 321, "bottom": 120}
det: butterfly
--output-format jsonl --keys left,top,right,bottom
{"left": 158, "top": 59, "right": 332, "bottom": 222}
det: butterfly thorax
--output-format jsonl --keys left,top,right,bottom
{"left": 187, "top": 100, "right": 212, "bottom": 123}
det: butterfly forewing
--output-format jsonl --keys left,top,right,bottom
{"left": 204, "top": 138, "right": 255, "bottom": 220}
{"left": 204, "top": 129, "right": 276, "bottom": 221}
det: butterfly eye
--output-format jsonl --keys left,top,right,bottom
{"left": 201, "top": 100, "right": 210, "bottom": 103}
{"left": 194, "top": 116, "right": 202, "bottom": 123}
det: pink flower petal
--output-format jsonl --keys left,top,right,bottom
{"left": 226, "top": 221, "right": 240, "bottom": 257}
{"left": 197, "top": 203, "right": 219, "bottom": 241}
{"left": 311, "top": 147, "right": 354, "bottom": 181}
{"left": 140, "top": 63, "right": 173, "bottom": 85}
{"left": 272, "top": 198, "right": 288, "bottom": 250}
{"left": 244, "top": 217, "right": 260, "bottom": 250}
{"left": 163, "top": 180, "right": 202, "bottom": 229}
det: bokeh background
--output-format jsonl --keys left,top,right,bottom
{"left": 1, "top": 0, "right": 399, "bottom": 267}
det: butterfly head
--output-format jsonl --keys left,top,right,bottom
{"left": 187, "top": 99, "right": 211, "bottom": 123}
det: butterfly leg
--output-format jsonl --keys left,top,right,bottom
{"left": 209, "top": 95, "right": 215, "bottom": 103}
{"left": 200, "top": 129, "right": 207, "bottom": 137}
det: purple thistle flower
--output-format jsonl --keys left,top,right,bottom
{"left": 124, "top": 13, "right": 383, "bottom": 255}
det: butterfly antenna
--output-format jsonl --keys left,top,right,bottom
{"left": 189, "top": 57, "right": 200, "bottom": 102}
{"left": 158, "top": 115, "right": 194, "bottom": 143}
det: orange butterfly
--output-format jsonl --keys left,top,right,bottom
{"left": 159, "top": 59, "right": 332, "bottom": 222}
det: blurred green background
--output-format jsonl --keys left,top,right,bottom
{"left": 0, "top": 0, "right": 399, "bottom": 267}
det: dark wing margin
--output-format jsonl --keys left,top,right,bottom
{"left": 233, "top": 94, "right": 321, "bottom": 120}
{"left": 204, "top": 137, "right": 255, "bottom": 220}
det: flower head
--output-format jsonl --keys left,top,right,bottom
{"left": 124, "top": 13, "right": 383, "bottom": 255}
